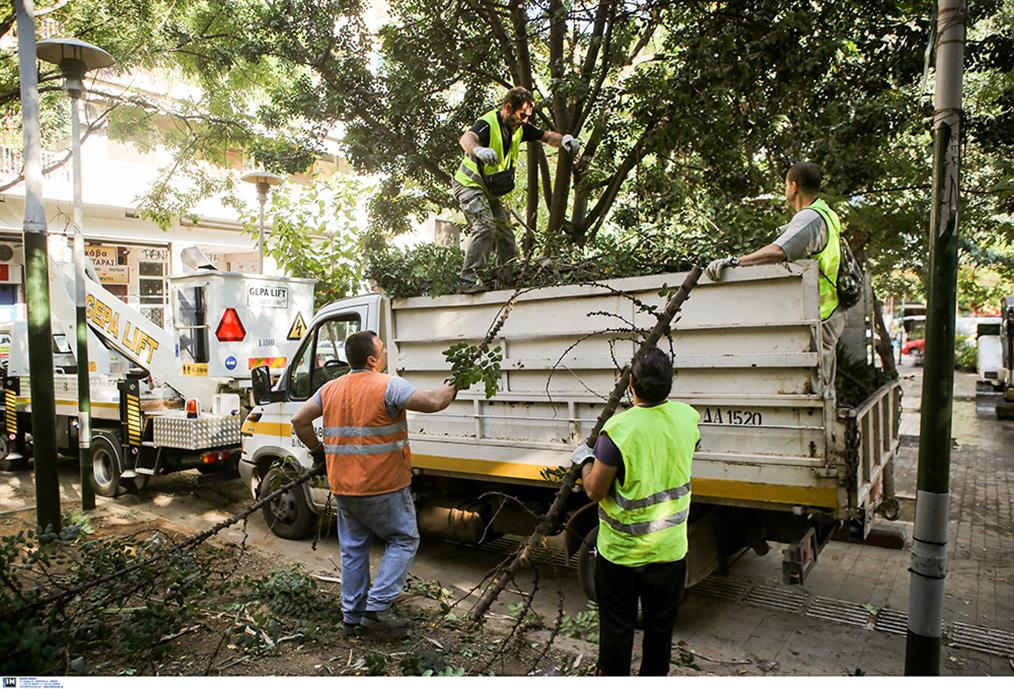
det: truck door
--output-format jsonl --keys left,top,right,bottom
{"left": 265, "top": 311, "right": 364, "bottom": 508}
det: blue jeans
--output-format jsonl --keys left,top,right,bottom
{"left": 336, "top": 487, "right": 420, "bottom": 624}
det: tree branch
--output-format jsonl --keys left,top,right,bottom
{"left": 0, "top": 105, "right": 115, "bottom": 193}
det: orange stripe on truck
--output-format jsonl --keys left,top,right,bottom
{"left": 248, "top": 357, "right": 287, "bottom": 369}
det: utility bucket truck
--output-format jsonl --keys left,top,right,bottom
{"left": 1, "top": 251, "right": 314, "bottom": 497}
{"left": 241, "top": 263, "right": 901, "bottom": 592}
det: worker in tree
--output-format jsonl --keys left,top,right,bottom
{"left": 571, "top": 348, "right": 701, "bottom": 676}
{"left": 454, "top": 85, "right": 580, "bottom": 292}
{"left": 705, "top": 162, "right": 847, "bottom": 401}
{"left": 291, "top": 330, "right": 456, "bottom": 638}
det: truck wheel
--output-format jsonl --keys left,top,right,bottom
{"left": 260, "top": 464, "right": 317, "bottom": 540}
{"left": 576, "top": 526, "right": 598, "bottom": 602}
{"left": 91, "top": 432, "right": 124, "bottom": 498}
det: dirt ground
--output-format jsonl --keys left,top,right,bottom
{"left": 0, "top": 509, "right": 651, "bottom": 677}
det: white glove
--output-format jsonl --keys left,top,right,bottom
{"left": 570, "top": 444, "right": 595, "bottom": 466}
{"left": 705, "top": 256, "right": 739, "bottom": 282}
{"left": 473, "top": 147, "right": 499, "bottom": 166}
{"left": 561, "top": 134, "right": 581, "bottom": 156}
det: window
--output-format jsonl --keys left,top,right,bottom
{"left": 175, "top": 286, "right": 208, "bottom": 364}
{"left": 288, "top": 315, "right": 361, "bottom": 400}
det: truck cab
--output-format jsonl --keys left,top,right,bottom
{"left": 240, "top": 295, "right": 381, "bottom": 537}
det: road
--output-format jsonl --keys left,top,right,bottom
{"left": 2, "top": 359, "right": 1012, "bottom": 675}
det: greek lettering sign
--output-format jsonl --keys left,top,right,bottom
{"left": 247, "top": 285, "right": 289, "bottom": 308}
{"left": 84, "top": 245, "right": 118, "bottom": 267}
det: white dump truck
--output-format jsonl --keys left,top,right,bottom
{"left": 1, "top": 253, "right": 314, "bottom": 496}
{"left": 240, "top": 263, "right": 900, "bottom": 591}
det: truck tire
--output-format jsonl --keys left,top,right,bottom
{"left": 91, "top": 431, "right": 125, "bottom": 498}
{"left": 576, "top": 526, "right": 598, "bottom": 602}
{"left": 260, "top": 464, "right": 317, "bottom": 540}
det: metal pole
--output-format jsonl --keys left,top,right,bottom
{"left": 905, "top": 0, "right": 965, "bottom": 675}
{"left": 16, "top": 0, "right": 61, "bottom": 532}
{"left": 257, "top": 193, "right": 265, "bottom": 274}
{"left": 70, "top": 92, "right": 94, "bottom": 511}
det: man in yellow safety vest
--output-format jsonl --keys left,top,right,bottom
{"left": 705, "top": 162, "right": 847, "bottom": 401}
{"left": 453, "top": 86, "right": 580, "bottom": 292}
{"left": 572, "top": 347, "right": 701, "bottom": 675}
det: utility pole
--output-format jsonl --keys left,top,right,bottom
{"left": 37, "top": 38, "right": 115, "bottom": 512}
{"left": 15, "top": 0, "right": 61, "bottom": 532}
{"left": 906, "top": 0, "right": 965, "bottom": 675}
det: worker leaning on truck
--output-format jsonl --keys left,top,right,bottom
{"left": 290, "top": 330, "right": 457, "bottom": 638}
{"left": 705, "top": 161, "right": 847, "bottom": 401}
{"left": 454, "top": 85, "right": 581, "bottom": 293}
{"left": 571, "top": 347, "right": 701, "bottom": 676}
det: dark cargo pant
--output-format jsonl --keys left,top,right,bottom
{"left": 595, "top": 554, "right": 686, "bottom": 676}
{"left": 453, "top": 180, "right": 517, "bottom": 288}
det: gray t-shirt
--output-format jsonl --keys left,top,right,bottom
{"left": 773, "top": 207, "right": 828, "bottom": 261}
{"left": 313, "top": 370, "right": 417, "bottom": 420}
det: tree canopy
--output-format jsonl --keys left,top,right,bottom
{"left": 3, "top": 0, "right": 1012, "bottom": 306}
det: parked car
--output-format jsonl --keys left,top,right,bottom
{"left": 903, "top": 337, "right": 926, "bottom": 359}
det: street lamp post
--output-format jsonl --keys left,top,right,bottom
{"left": 14, "top": 0, "right": 60, "bottom": 531}
{"left": 36, "top": 38, "right": 114, "bottom": 511}
{"left": 240, "top": 170, "right": 283, "bottom": 273}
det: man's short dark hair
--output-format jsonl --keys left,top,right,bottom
{"left": 345, "top": 330, "right": 378, "bottom": 369}
{"left": 503, "top": 86, "right": 535, "bottom": 111}
{"left": 630, "top": 347, "right": 674, "bottom": 404}
{"left": 787, "top": 162, "right": 823, "bottom": 195}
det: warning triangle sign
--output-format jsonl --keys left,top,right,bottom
{"left": 287, "top": 312, "right": 307, "bottom": 341}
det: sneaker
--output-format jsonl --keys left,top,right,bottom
{"left": 361, "top": 608, "right": 412, "bottom": 638}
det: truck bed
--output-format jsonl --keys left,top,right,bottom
{"left": 388, "top": 263, "right": 899, "bottom": 518}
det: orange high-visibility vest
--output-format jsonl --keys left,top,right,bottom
{"left": 319, "top": 371, "right": 412, "bottom": 496}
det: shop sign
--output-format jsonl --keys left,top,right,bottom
{"left": 96, "top": 265, "right": 130, "bottom": 284}
{"left": 85, "top": 245, "right": 118, "bottom": 267}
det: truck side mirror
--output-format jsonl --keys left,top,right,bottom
{"left": 251, "top": 365, "right": 275, "bottom": 405}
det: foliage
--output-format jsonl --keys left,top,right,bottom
{"left": 506, "top": 600, "right": 544, "bottom": 629}
{"left": 443, "top": 342, "right": 502, "bottom": 398}
{"left": 366, "top": 242, "right": 465, "bottom": 299}
{"left": 0, "top": 0, "right": 321, "bottom": 224}
{"left": 954, "top": 336, "right": 978, "bottom": 372}
{"left": 559, "top": 601, "right": 599, "bottom": 643}
{"left": 0, "top": 522, "right": 209, "bottom": 674}
{"left": 237, "top": 175, "right": 371, "bottom": 309}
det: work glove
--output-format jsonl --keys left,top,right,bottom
{"left": 705, "top": 256, "right": 739, "bottom": 282}
{"left": 309, "top": 444, "right": 325, "bottom": 470}
{"left": 570, "top": 443, "right": 596, "bottom": 467}
{"left": 561, "top": 134, "right": 581, "bottom": 156}
{"left": 472, "top": 146, "right": 500, "bottom": 166}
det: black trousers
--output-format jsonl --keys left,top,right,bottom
{"left": 594, "top": 554, "right": 686, "bottom": 676}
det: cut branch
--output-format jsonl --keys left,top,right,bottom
{"left": 468, "top": 266, "right": 704, "bottom": 621}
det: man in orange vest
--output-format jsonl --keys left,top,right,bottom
{"left": 291, "top": 330, "right": 456, "bottom": 637}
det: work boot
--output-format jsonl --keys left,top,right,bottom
{"left": 459, "top": 279, "right": 485, "bottom": 294}
{"left": 361, "top": 608, "right": 412, "bottom": 638}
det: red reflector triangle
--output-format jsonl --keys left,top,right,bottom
{"left": 215, "top": 308, "right": 247, "bottom": 342}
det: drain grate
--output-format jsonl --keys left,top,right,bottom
{"left": 693, "top": 575, "right": 751, "bottom": 602}
{"left": 874, "top": 608, "right": 909, "bottom": 636}
{"left": 743, "top": 585, "right": 809, "bottom": 614}
{"left": 474, "top": 535, "right": 574, "bottom": 570}
{"left": 805, "top": 596, "right": 874, "bottom": 628}
{"left": 948, "top": 622, "right": 1014, "bottom": 658}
